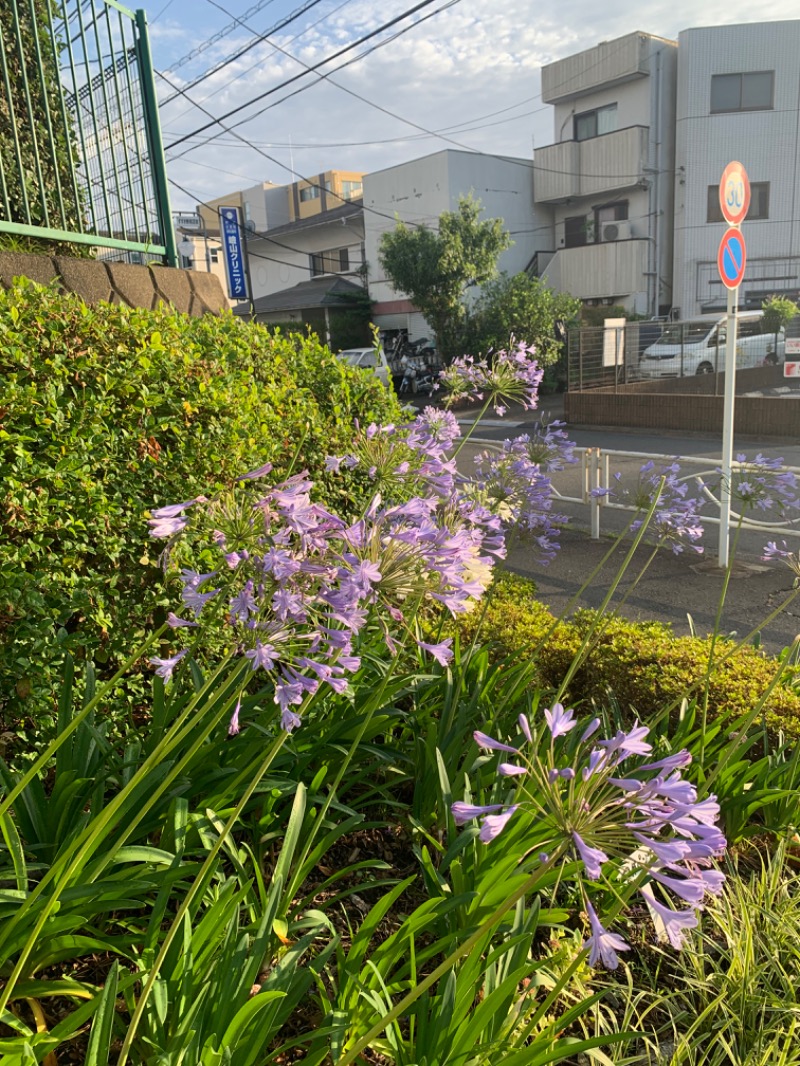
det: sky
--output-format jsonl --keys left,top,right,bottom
{"left": 144, "top": 0, "right": 800, "bottom": 212}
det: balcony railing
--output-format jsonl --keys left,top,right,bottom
{"left": 542, "top": 239, "right": 649, "bottom": 301}
{"left": 534, "top": 126, "right": 649, "bottom": 203}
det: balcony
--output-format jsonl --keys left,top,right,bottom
{"left": 542, "top": 239, "right": 649, "bottom": 301}
{"left": 541, "top": 32, "right": 653, "bottom": 103}
{"left": 534, "top": 126, "right": 649, "bottom": 204}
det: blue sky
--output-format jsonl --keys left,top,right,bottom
{"left": 143, "top": 0, "right": 800, "bottom": 211}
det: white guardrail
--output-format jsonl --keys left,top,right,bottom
{"left": 471, "top": 442, "right": 800, "bottom": 545}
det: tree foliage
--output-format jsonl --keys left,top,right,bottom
{"left": 762, "top": 295, "right": 798, "bottom": 336}
{"left": 378, "top": 196, "right": 511, "bottom": 359}
{"left": 464, "top": 273, "right": 581, "bottom": 365}
{"left": 0, "top": 0, "right": 84, "bottom": 247}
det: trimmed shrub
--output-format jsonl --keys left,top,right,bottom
{"left": 454, "top": 572, "right": 800, "bottom": 736}
{"left": 1, "top": 278, "right": 400, "bottom": 727}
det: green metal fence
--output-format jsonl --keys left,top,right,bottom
{"left": 0, "top": 0, "right": 176, "bottom": 264}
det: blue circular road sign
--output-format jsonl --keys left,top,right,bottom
{"left": 717, "top": 227, "right": 747, "bottom": 290}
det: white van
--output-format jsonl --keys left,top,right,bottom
{"left": 639, "top": 312, "right": 784, "bottom": 379}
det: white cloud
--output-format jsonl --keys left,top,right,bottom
{"left": 148, "top": 0, "right": 800, "bottom": 210}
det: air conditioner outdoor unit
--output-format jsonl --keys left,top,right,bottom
{"left": 601, "top": 220, "right": 631, "bottom": 242}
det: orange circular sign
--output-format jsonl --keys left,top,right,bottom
{"left": 719, "top": 161, "right": 751, "bottom": 226}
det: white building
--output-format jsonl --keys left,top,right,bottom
{"left": 533, "top": 31, "right": 678, "bottom": 316}
{"left": 672, "top": 20, "right": 800, "bottom": 316}
{"left": 180, "top": 172, "right": 367, "bottom": 325}
{"left": 363, "top": 149, "right": 552, "bottom": 341}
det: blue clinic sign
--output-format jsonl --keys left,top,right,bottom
{"left": 219, "top": 206, "right": 248, "bottom": 300}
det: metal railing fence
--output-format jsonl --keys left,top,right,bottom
{"left": 0, "top": 0, "right": 176, "bottom": 263}
{"left": 471, "top": 438, "right": 800, "bottom": 552}
{"left": 566, "top": 316, "right": 798, "bottom": 392}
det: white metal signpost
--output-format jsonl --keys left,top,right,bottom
{"left": 717, "top": 161, "right": 750, "bottom": 567}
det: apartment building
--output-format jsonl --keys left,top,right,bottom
{"left": 672, "top": 21, "right": 800, "bottom": 316}
{"left": 533, "top": 31, "right": 678, "bottom": 316}
{"left": 364, "top": 149, "right": 552, "bottom": 340}
{"left": 178, "top": 171, "right": 366, "bottom": 320}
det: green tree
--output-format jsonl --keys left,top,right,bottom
{"left": 378, "top": 196, "right": 511, "bottom": 359}
{"left": 762, "top": 295, "right": 798, "bottom": 362}
{"left": 465, "top": 273, "right": 581, "bottom": 364}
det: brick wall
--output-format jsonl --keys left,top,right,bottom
{"left": 565, "top": 366, "right": 798, "bottom": 438}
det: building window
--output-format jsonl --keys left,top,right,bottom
{"left": 341, "top": 180, "right": 363, "bottom": 200}
{"left": 209, "top": 248, "right": 219, "bottom": 264}
{"left": 706, "top": 182, "right": 769, "bottom": 222}
{"left": 299, "top": 185, "right": 321, "bottom": 202}
{"left": 564, "top": 216, "right": 588, "bottom": 248}
{"left": 574, "top": 103, "right": 617, "bottom": 141}
{"left": 710, "top": 71, "right": 774, "bottom": 113}
{"left": 310, "top": 247, "right": 350, "bottom": 275}
{"left": 594, "top": 201, "right": 628, "bottom": 241}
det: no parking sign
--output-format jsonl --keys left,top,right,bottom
{"left": 717, "top": 228, "right": 747, "bottom": 290}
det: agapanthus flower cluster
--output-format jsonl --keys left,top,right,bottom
{"left": 473, "top": 428, "right": 572, "bottom": 562}
{"left": 325, "top": 409, "right": 460, "bottom": 501}
{"left": 453, "top": 706, "right": 726, "bottom": 968}
{"left": 438, "top": 341, "right": 544, "bottom": 414}
{"left": 594, "top": 460, "right": 705, "bottom": 555}
{"left": 148, "top": 454, "right": 505, "bottom": 732}
{"left": 725, "top": 453, "right": 799, "bottom": 515}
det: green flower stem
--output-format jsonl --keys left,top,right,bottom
{"left": 336, "top": 845, "right": 567, "bottom": 1066}
{"left": 554, "top": 488, "right": 663, "bottom": 704}
{"left": 117, "top": 727, "right": 290, "bottom": 1066}
{"left": 451, "top": 396, "right": 493, "bottom": 460}
{"left": 0, "top": 622, "right": 168, "bottom": 821}
{"left": 700, "top": 513, "right": 745, "bottom": 760}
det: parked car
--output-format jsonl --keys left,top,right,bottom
{"left": 638, "top": 311, "right": 785, "bottom": 378}
{"left": 336, "top": 346, "right": 391, "bottom": 388}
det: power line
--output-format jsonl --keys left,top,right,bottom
{"left": 169, "top": 175, "right": 365, "bottom": 278}
{"left": 162, "top": 0, "right": 356, "bottom": 128}
{"left": 163, "top": 0, "right": 449, "bottom": 150}
{"left": 160, "top": 0, "right": 328, "bottom": 105}
{"left": 162, "top": 94, "right": 541, "bottom": 147}
{"left": 163, "top": 0, "right": 281, "bottom": 73}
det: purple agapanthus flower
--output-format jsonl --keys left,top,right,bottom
{"left": 585, "top": 899, "right": 630, "bottom": 969}
{"left": 237, "top": 461, "right": 274, "bottom": 481}
{"left": 639, "top": 884, "right": 699, "bottom": 949}
{"left": 418, "top": 639, "right": 454, "bottom": 666}
{"left": 451, "top": 801, "right": 506, "bottom": 826}
{"left": 544, "top": 703, "right": 576, "bottom": 738}
{"left": 452, "top": 705, "right": 726, "bottom": 968}
{"left": 473, "top": 730, "right": 518, "bottom": 753}
{"left": 572, "top": 832, "right": 608, "bottom": 880}
{"left": 149, "top": 648, "right": 188, "bottom": 681}
{"left": 478, "top": 805, "right": 519, "bottom": 843}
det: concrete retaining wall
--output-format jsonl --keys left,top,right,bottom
{"left": 566, "top": 366, "right": 799, "bottom": 440}
{"left": 0, "top": 252, "right": 228, "bottom": 316}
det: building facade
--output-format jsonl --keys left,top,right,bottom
{"left": 672, "top": 21, "right": 800, "bottom": 316}
{"left": 533, "top": 31, "right": 678, "bottom": 316}
{"left": 364, "top": 149, "right": 552, "bottom": 341}
{"left": 177, "top": 172, "right": 366, "bottom": 317}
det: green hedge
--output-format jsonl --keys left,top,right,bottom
{"left": 454, "top": 573, "right": 800, "bottom": 736}
{"left": 1, "top": 277, "right": 400, "bottom": 726}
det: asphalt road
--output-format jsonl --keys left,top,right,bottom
{"left": 451, "top": 397, "right": 800, "bottom": 655}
